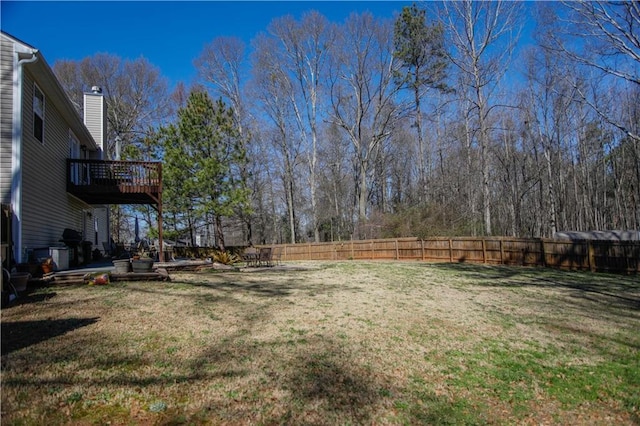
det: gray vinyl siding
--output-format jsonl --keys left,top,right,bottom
{"left": 83, "top": 93, "right": 105, "bottom": 154}
{"left": 0, "top": 36, "right": 14, "bottom": 204}
{"left": 20, "top": 67, "right": 89, "bottom": 251}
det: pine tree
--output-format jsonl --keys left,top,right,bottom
{"left": 160, "top": 91, "right": 250, "bottom": 251}
{"left": 394, "top": 3, "right": 449, "bottom": 203}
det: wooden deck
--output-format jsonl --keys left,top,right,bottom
{"left": 31, "top": 268, "right": 170, "bottom": 285}
{"left": 67, "top": 159, "right": 161, "bottom": 205}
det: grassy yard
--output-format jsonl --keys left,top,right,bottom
{"left": 1, "top": 262, "right": 639, "bottom": 425}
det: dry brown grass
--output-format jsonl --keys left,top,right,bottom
{"left": 1, "top": 261, "right": 639, "bottom": 425}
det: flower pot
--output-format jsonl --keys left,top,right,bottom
{"left": 10, "top": 272, "right": 31, "bottom": 292}
{"left": 113, "top": 259, "right": 132, "bottom": 273}
{"left": 41, "top": 263, "right": 53, "bottom": 274}
{"left": 131, "top": 259, "right": 154, "bottom": 273}
{"left": 17, "top": 263, "right": 41, "bottom": 276}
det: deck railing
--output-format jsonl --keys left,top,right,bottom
{"left": 67, "top": 159, "right": 162, "bottom": 205}
{"left": 68, "top": 159, "right": 160, "bottom": 187}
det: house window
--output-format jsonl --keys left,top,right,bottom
{"left": 69, "top": 131, "right": 80, "bottom": 158}
{"left": 33, "top": 84, "right": 45, "bottom": 143}
{"left": 69, "top": 131, "right": 81, "bottom": 185}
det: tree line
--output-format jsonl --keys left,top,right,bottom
{"left": 54, "top": 1, "right": 640, "bottom": 247}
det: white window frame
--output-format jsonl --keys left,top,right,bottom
{"left": 33, "top": 83, "right": 45, "bottom": 143}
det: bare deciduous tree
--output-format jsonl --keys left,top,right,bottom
{"left": 548, "top": 1, "right": 640, "bottom": 142}
{"left": 440, "top": 0, "right": 523, "bottom": 235}
{"left": 265, "top": 11, "right": 336, "bottom": 242}
{"left": 251, "top": 34, "right": 303, "bottom": 243}
{"left": 328, "top": 12, "right": 408, "bottom": 231}
{"left": 194, "top": 36, "right": 248, "bottom": 135}
{"left": 53, "top": 54, "right": 170, "bottom": 160}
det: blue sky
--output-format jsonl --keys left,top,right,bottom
{"left": 2, "top": 1, "right": 414, "bottom": 87}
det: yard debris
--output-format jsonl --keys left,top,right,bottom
{"left": 196, "top": 262, "right": 236, "bottom": 272}
{"left": 148, "top": 401, "right": 167, "bottom": 413}
{"left": 86, "top": 272, "right": 111, "bottom": 285}
{"left": 156, "top": 259, "right": 212, "bottom": 272}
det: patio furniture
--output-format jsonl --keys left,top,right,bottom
{"left": 271, "top": 246, "right": 282, "bottom": 266}
{"left": 258, "top": 247, "right": 273, "bottom": 267}
{"left": 241, "top": 247, "right": 259, "bottom": 267}
{"left": 60, "top": 228, "right": 82, "bottom": 266}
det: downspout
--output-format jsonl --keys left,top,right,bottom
{"left": 12, "top": 48, "right": 39, "bottom": 263}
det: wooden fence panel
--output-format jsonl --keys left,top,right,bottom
{"left": 397, "top": 238, "right": 423, "bottom": 261}
{"left": 452, "top": 238, "right": 484, "bottom": 263}
{"left": 592, "top": 241, "right": 639, "bottom": 274}
{"left": 422, "top": 239, "right": 451, "bottom": 262}
{"left": 544, "top": 240, "right": 589, "bottom": 270}
{"left": 166, "top": 237, "right": 640, "bottom": 274}
{"left": 334, "top": 242, "right": 351, "bottom": 260}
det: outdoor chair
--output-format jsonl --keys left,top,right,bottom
{"left": 271, "top": 247, "right": 282, "bottom": 266}
{"left": 241, "top": 247, "right": 259, "bottom": 267}
{"left": 258, "top": 247, "right": 273, "bottom": 267}
{"left": 153, "top": 243, "right": 175, "bottom": 262}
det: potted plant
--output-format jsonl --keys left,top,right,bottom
{"left": 41, "top": 257, "right": 54, "bottom": 274}
{"left": 113, "top": 254, "right": 132, "bottom": 274}
{"left": 131, "top": 251, "right": 154, "bottom": 273}
{"left": 10, "top": 272, "right": 31, "bottom": 292}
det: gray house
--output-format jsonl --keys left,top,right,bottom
{"left": 1, "top": 31, "right": 164, "bottom": 268}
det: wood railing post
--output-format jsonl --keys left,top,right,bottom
{"left": 395, "top": 239, "right": 399, "bottom": 260}
{"left": 449, "top": 239, "right": 453, "bottom": 263}
{"left": 482, "top": 238, "right": 487, "bottom": 264}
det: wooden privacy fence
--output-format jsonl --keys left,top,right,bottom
{"left": 261, "top": 237, "right": 639, "bottom": 274}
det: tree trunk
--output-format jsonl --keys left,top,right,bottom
{"left": 543, "top": 144, "right": 557, "bottom": 236}
{"left": 310, "top": 132, "right": 320, "bottom": 242}
{"left": 358, "top": 159, "right": 368, "bottom": 228}
{"left": 415, "top": 84, "right": 426, "bottom": 204}
{"left": 214, "top": 214, "right": 225, "bottom": 252}
{"left": 476, "top": 77, "right": 492, "bottom": 236}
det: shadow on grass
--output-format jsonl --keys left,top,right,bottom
{"left": 2, "top": 290, "right": 58, "bottom": 310}
{"left": 428, "top": 263, "right": 640, "bottom": 312}
{"left": 11, "top": 265, "right": 620, "bottom": 424}
{"left": 165, "top": 271, "right": 353, "bottom": 299}
{"left": 283, "top": 339, "right": 381, "bottom": 423}
{"left": 191, "top": 332, "right": 476, "bottom": 424}
{"left": 2, "top": 311, "right": 470, "bottom": 424}
{"left": 1, "top": 316, "right": 99, "bottom": 356}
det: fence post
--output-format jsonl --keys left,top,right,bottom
{"left": 449, "top": 239, "right": 453, "bottom": 263}
{"left": 540, "top": 239, "right": 547, "bottom": 267}
{"left": 421, "top": 239, "right": 425, "bottom": 262}
{"left": 482, "top": 238, "right": 487, "bottom": 264}
{"left": 499, "top": 239, "right": 504, "bottom": 265}
{"left": 395, "top": 239, "right": 399, "bottom": 260}
{"left": 588, "top": 241, "right": 596, "bottom": 272}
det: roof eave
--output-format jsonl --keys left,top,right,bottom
{"left": 3, "top": 30, "right": 100, "bottom": 153}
